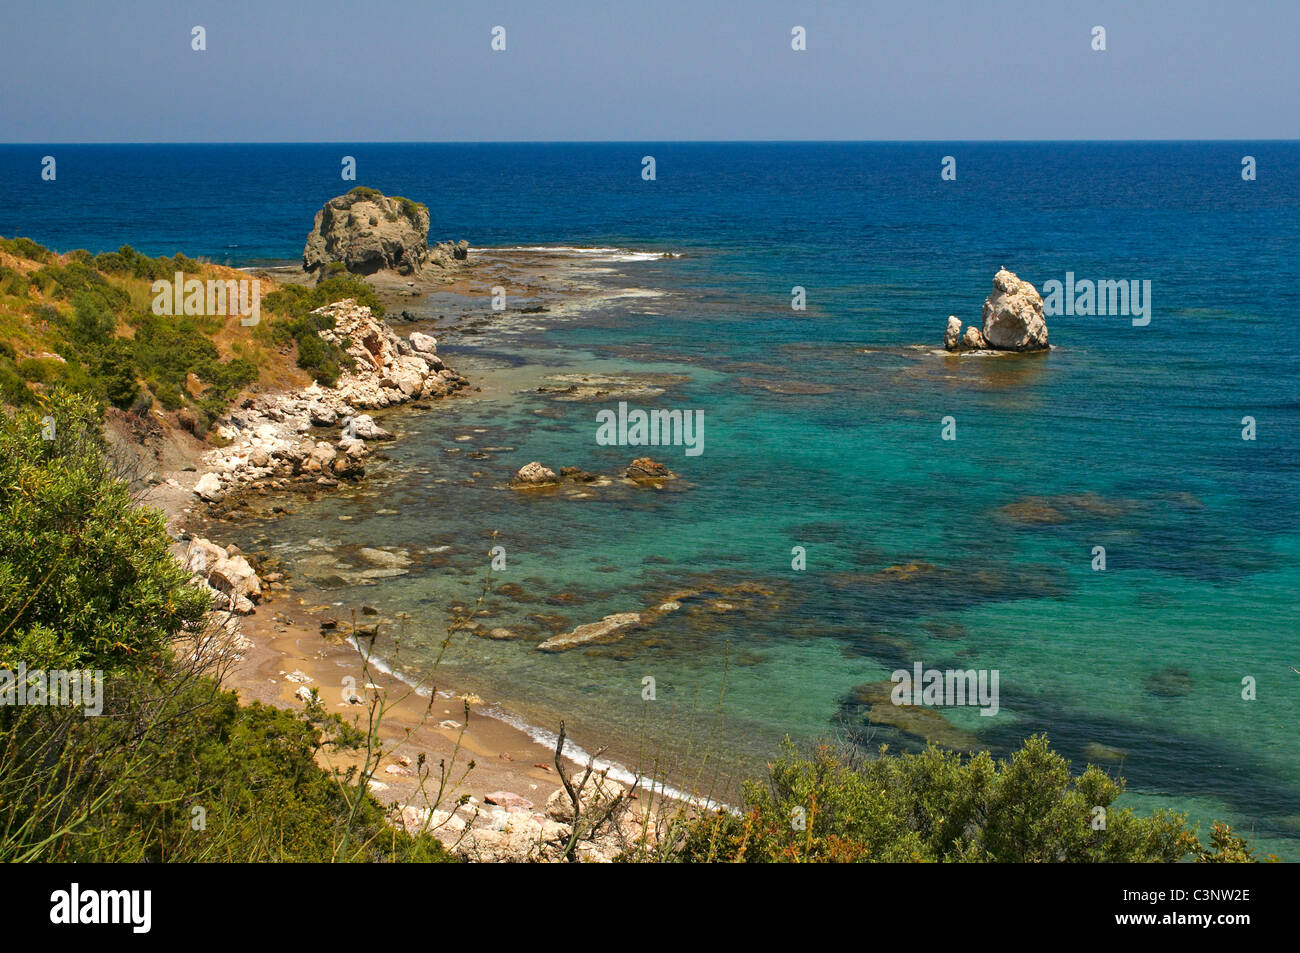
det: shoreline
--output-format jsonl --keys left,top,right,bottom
{"left": 150, "top": 247, "right": 698, "bottom": 858}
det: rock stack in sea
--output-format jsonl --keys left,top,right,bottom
{"left": 944, "top": 268, "right": 1050, "bottom": 353}
{"left": 302, "top": 187, "right": 469, "bottom": 280}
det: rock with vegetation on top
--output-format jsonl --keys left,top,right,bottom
{"left": 302, "top": 187, "right": 467, "bottom": 279}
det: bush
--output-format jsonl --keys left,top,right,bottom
{"left": 0, "top": 394, "right": 457, "bottom": 863}
{"left": 673, "top": 736, "right": 1254, "bottom": 863}
{"left": 131, "top": 313, "right": 254, "bottom": 411}
{"left": 28, "top": 262, "right": 129, "bottom": 312}
{"left": 1, "top": 674, "right": 456, "bottom": 862}
{"left": 0, "top": 389, "right": 211, "bottom": 673}
{"left": 0, "top": 236, "right": 52, "bottom": 263}
{"left": 0, "top": 265, "right": 29, "bottom": 298}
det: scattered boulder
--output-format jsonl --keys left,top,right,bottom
{"left": 944, "top": 315, "right": 962, "bottom": 350}
{"left": 185, "top": 537, "right": 262, "bottom": 614}
{"left": 429, "top": 239, "right": 470, "bottom": 269}
{"left": 484, "top": 791, "right": 535, "bottom": 812}
{"left": 409, "top": 331, "right": 439, "bottom": 355}
{"left": 961, "top": 325, "right": 988, "bottom": 350}
{"left": 193, "top": 472, "right": 224, "bottom": 502}
{"left": 537, "top": 612, "right": 642, "bottom": 652}
{"left": 344, "top": 414, "right": 393, "bottom": 441}
{"left": 511, "top": 461, "right": 559, "bottom": 487}
{"left": 624, "top": 457, "right": 676, "bottom": 481}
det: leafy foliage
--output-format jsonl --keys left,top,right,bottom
{"left": 0, "top": 390, "right": 211, "bottom": 673}
{"left": 675, "top": 736, "right": 1254, "bottom": 863}
{"left": 0, "top": 397, "right": 455, "bottom": 862}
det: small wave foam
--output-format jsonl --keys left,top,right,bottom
{"left": 348, "top": 638, "right": 729, "bottom": 811}
{"left": 489, "top": 245, "right": 675, "bottom": 264}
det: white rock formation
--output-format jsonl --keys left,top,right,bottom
{"left": 980, "top": 268, "right": 1049, "bottom": 351}
{"left": 945, "top": 269, "right": 1049, "bottom": 352}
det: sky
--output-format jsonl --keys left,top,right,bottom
{"left": 1, "top": 0, "right": 1296, "bottom": 142}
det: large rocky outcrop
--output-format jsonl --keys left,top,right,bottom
{"left": 313, "top": 299, "right": 465, "bottom": 407}
{"left": 945, "top": 268, "right": 1049, "bottom": 353}
{"left": 302, "top": 187, "right": 468, "bottom": 279}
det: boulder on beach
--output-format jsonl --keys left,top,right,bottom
{"left": 302, "top": 187, "right": 467, "bottom": 279}
{"left": 185, "top": 537, "right": 262, "bottom": 614}
{"left": 193, "top": 471, "right": 224, "bottom": 502}
{"left": 409, "top": 332, "right": 439, "bottom": 355}
{"left": 944, "top": 268, "right": 1049, "bottom": 353}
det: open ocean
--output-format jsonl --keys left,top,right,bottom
{"left": 3, "top": 142, "right": 1298, "bottom": 856}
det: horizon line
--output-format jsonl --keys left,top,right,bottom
{"left": 2, "top": 138, "right": 1298, "bottom": 147}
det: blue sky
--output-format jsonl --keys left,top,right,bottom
{"left": 2, "top": 0, "right": 1296, "bottom": 142}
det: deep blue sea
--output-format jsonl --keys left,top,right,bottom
{"left": 3, "top": 142, "right": 1298, "bottom": 856}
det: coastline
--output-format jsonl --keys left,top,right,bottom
{"left": 147, "top": 246, "right": 698, "bottom": 857}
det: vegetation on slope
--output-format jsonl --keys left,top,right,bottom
{"left": 0, "top": 236, "right": 369, "bottom": 435}
{"left": 0, "top": 391, "right": 455, "bottom": 862}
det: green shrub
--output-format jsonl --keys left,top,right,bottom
{"left": 0, "top": 236, "right": 52, "bottom": 263}
{"left": 0, "top": 397, "right": 457, "bottom": 863}
{"left": 0, "top": 358, "right": 32, "bottom": 406}
{"left": 29, "top": 261, "right": 128, "bottom": 311}
{"left": 130, "top": 312, "right": 253, "bottom": 411}
{"left": 674, "top": 736, "right": 1254, "bottom": 863}
{"left": 0, "top": 390, "right": 211, "bottom": 673}
{"left": 0, "top": 265, "right": 29, "bottom": 298}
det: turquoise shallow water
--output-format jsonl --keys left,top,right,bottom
{"left": 5, "top": 142, "right": 1298, "bottom": 855}
{"left": 228, "top": 240, "right": 1300, "bottom": 858}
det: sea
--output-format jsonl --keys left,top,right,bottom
{"left": 3, "top": 141, "right": 1298, "bottom": 856}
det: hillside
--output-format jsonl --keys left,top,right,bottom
{"left": 0, "top": 235, "right": 385, "bottom": 437}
